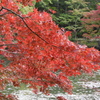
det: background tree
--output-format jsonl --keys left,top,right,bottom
{"left": 85, "top": 0, "right": 100, "bottom": 10}
{"left": 35, "top": 0, "right": 100, "bottom": 39}
{"left": 35, "top": 0, "right": 89, "bottom": 38}
{"left": 81, "top": 5, "right": 100, "bottom": 38}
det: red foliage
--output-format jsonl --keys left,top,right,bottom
{"left": 0, "top": 64, "right": 3, "bottom": 68}
{"left": 57, "top": 96, "right": 67, "bottom": 100}
{"left": 49, "top": 9, "right": 57, "bottom": 14}
{"left": 0, "top": 0, "right": 100, "bottom": 100}
{"left": 0, "top": 93, "right": 17, "bottom": 100}
{"left": 65, "top": 31, "right": 72, "bottom": 37}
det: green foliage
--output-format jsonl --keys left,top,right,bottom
{"left": 85, "top": 0, "right": 100, "bottom": 10}
{"left": 18, "top": 4, "right": 33, "bottom": 14}
{"left": 0, "top": 83, "right": 29, "bottom": 95}
{"left": 0, "top": 55, "right": 11, "bottom": 67}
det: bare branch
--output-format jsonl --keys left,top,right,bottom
{"left": 0, "top": 7, "right": 3, "bottom": 11}
{"left": 0, "top": 44, "right": 18, "bottom": 47}
{"left": 0, "top": 11, "right": 11, "bottom": 16}
{"left": 0, "top": 49, "right": 19, "bottom": 54}
{"left": 19, "top": 78, "right": 53, "bottom": 83}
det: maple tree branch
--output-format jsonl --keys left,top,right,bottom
{"left": 0, "top": 95, "right": 5, "bottom": 97}
{"left": 1, "top": 6, "right": 49, "bottom": 44}
{"left": 0, "top": 11, "right": 11, "bottom": 16}
{"left": 19, "top": 78, "right": 52, "bottom": 83}
{"left": 0, "top": 49, "right": 19, "bottom": 54}
{"left": 0, "top": 7, "right": 3, "bottom": 11}
{"left": 0, "top": 44, "right": 17, "bottom": 47}
{"left": 19, "top": 78, "right": 41, "bottom": 82}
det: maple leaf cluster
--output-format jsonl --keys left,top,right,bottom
{"left": 0, "top": 0, "right": 100, "bottom": 100}
{"left": 16, "top": 0, "right": 41, "bottom": 6}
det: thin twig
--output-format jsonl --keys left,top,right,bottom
{"left": 0, "top": 11, "right": 11, "bottom": 16}
{"left": 0, "top": 44, "right": 18, "bottom": 47}
{"left": 0, "top": 7, "right": 3, "bottom": 11}
{"left": 19, "top": 78, "right": 52, "bottom": 83}
{"left": 0, "top": 49, "right": 19, "bottom": 54}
